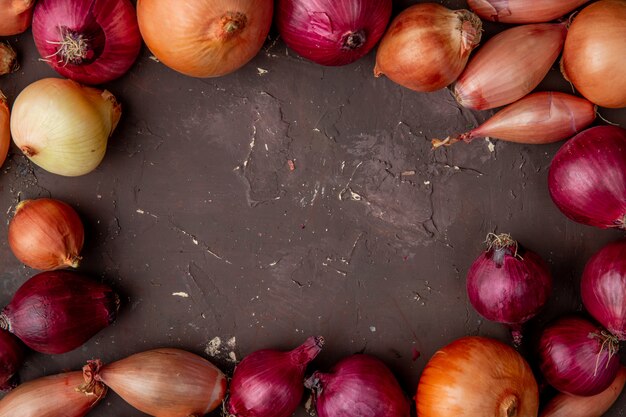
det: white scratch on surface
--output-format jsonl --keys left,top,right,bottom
{"left": 172, "top": 292, "right": 189, "bottom": 298}
{"left": 257, "top": 67, "right": 268, "bottom": 75}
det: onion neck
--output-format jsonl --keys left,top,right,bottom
{"left": 456, "top": 10, "right": 483, "bottom": 55}
{"left": 221, "top": 12, "right": 247, "bottom": 37}
{"left": 64, "top": 254, "right": 81, "bottom": 268}
{"left": 341, "top": 30, "right": 366, "bottom": 50}
{"left": 0, "top": 313, "right": 11, "bottom": 333}
{"left": 486, "top": 233, "right": 519, "bottom": 264}
{"left": 499, "top": 394, "right": 520, "bottom": 417}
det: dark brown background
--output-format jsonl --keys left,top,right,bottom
{"left": 1, "top": 0, "right": 625, "bottom": 416}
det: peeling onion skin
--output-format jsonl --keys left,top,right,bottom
{"left": 417, "top": 336, "right": 539, "bottom": 417}
{"left": 467, "top": 0, "right": 590, "bottom": 24}
{"left": 548, "top": 126, "right": 626, "bottom": 229}
{"left": 0, "top": 0, "right": 35, "bottom": 36}
{"left": 561, "top": 0, "right": 626, "bottom": 108}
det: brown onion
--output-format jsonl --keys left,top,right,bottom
{"left": 0, "top": 370, "right": 106, "bottom": 417}
{"left": 561, "top": 0, "right": 626, "bottom": 108}
{"left": 374, "top": 3, "right": 482, "bottom": 92}
{"left": 455, "top": 23, "right": 567, "bottom": 110}
{"left": 9, "top": 198, "right": 84, "bottom": 271}
{"left": 0, "top": 0, "right": 34, "bottom": 36}
{"left": 467, "top": 0, "right": 590, "bottom": 23}
{"left": 0, "top": 92, "right": 10, "bottom": 169}
{"left": 85, "top": 348, "right": 227, "bottom": 417}
{"left": 0, "top": 44, "right": 17, "bottom": 76}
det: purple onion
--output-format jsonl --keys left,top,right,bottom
{"left": 539, "top": 316, "right": 620, "bottom": 396}
{"left": 0, "top": 329, "right": 24, "bottom": 391}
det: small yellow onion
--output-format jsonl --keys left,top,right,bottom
{"left": 417, "top": 336, "right": 539, "bottom": 417}
{"left": 8, "top": 198, "right": 84, "bottom": 271}
{"left": 0, "top": 0, "right": 35, "bottom": 36}
{"left": 11, "top": 78, "right": 121, "bottom": 177}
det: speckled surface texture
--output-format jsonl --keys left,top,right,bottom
{"left": 0, "top": 1, "right": 625, "bottom": 416}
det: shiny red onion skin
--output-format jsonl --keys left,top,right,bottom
{"left": 0, "top": 271, "right": 119, "bottom": 354}
{"left": 539, "top": 316, "right": 620, "bottom": 396}
{"left": 581, "top": 240, "right": 626, "bottom": 340}
{"left": 276, "top": 0, "right": 392, "bottom": 66}
{"left": 548, "top": 126, "right": 626, "bottom": 229}
{"left": 467, "top": 0, "right": 590, "bottom": 23}
{"left": 0, "top": 329, "right": 24, "bottom": 391}
{"left": 32, "top": 0, "right": 141, "bottom": 85}
{"left": 454, "top": 23, "right": 567, "bottom": 110}
{"left": 228, "top": 336, "right": 324, "bottom": 417}
{"left": 307, "top": 354, "right": 410, "bottom": 417}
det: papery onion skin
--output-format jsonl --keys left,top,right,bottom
{"left": 540, "top": 367, "right": 626, "bottom": 417}
{"left": 33, "top": 0, "right": 142, "bottom": 85}
{"left": 11, "top": 78, "right": 121, "bottom": 177}
{"left": 581, "top": 240, "right": 626, "bottom": 340}
{"left": 277, "top": 0, "right": 392, "bottom": 66}
{"left": 538, "top": 316, "right": 620, "bottom": 396}
{"left": 374, "top": 3, "right": 482, "bottom": 92}
{"left": 433, "top": 92, "right": 596, "bottom": 148}
{"left": 417, "top": 336, "right": 538, "bottom": 417}
{"left": 561, "top": 0, "right": 626, "bottom": 108}
{"left": 228, "top": 336, "right": 324, "bottom": 417}
{"left": 0, "top": 370, "right": 106, "bottom": 417}
{"left": 137, "top": 0, "right": 273, "bottom": 78}
{"left": 548, "top": 126, "right": 626, "bottom": 229}
{"left": 0, "top": 0, "right": 34, "bottom": 36}
{"left": 0, "top": 93, "right": 10, "bottom": 169}
{"left": 87, "top": 348, "right": 227, "bottom": 417}
{"left": 0, "top": 271, "right": 120, "bottom": 354}
{"left": 0, "top": 44, "right": 18, "bottom": 76}
{"left": 454, "top": 23, "right": 567, "bottom": 110}
{"left": 306, "top": 354, "right": 410, "bottom": 417}
{"left": 9, "top": 198, "right": 85, "bottom": 271}
{"left": 0, "top": 329, "right": 24, "bottom": 392}
{"left": 467, "top": 0, "right": 590, "bottom": 23}
{"left": 466, "top": 234, "right": 552, "bottom": 346}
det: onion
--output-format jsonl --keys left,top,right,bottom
{"left": 417, "top": 336, "right": 538, "bottom": 417}
{"left": 581, "top": 240, "right": 626, "bottom": 340}
{"left": 433, "top": 92, "right": 596, "bottom": 148}
{"left": 466, "top": 233, "right": 552, "bottom": 346}
{"left": 0, "top": 43, "right": 18, "bottom": 76}
{"left": 0, "top": 370, "right": 106, "bottom": 417}
{"left": 305, "top": 354, "right": 410, "bottom": 417}
{"left": 85, "top": 348, "right": 227, "bottom": 417}
{"left": 0, "top": 92, "right": 10, "bottom": 169}
{"left": 32, "top": 0, "right": 142, "bottom": 85}
{"left": 137, "top": 0, "right": 273, "bottom": 78}
{"left": 374, "top": 3, "right": 482, "bottom": 92}
{"left": 540, "top": 367, "right": 626, "bottom": 417}
{"left": 548, "top": 126, "right": 626, "bottom": 229}
{"left": 0, "top": 0, "right": 34, "bottom": 36}
{"left": 228, "top": 336, "right": 324, "bottom": 417}
{"left": 276, "top": 0, "right": 392, "bottom": 66}
{"left": 561, "top": 0, "right": 626, "bottom": 108}
{"left": 0, "top": 271, "right": 119, "bottom": 354}
{"left": 8, "top": 198, "right": 84, "bottom": 271}
{"left": 538, "top": 316, "right": 620, "bottom": 396}
{"left": 0, "top": 329, "right": 24, "bottom": 391}
{"left": 10, "top": 78, "right": 121, "bottom": 177}
{"left": 467, "top": 0, "right": 590, "bottom": 23}
{"left": 455, "top": 23, "right": 567, "bottom": 110}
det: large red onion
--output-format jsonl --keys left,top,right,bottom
{"left": 581, "top": 240, "right": 626, "bottom": 340}
{"left": 0, "top": 271, "right": 119, "bottom": 354}
{"left": 466, "top": 233, "right": 552, "bottom": 346}
{"left": 32, "top": 0, "right": 142, "bottom": 85}
{"left": 277, "top": 0, "right": 392, "bottom": 66}
{"left": 548, "top": 126, "right": 626, "bottom": 229}
{"left": 228, "top": 336, "right": 324, "bottom": 417}
{"left": 0, "top": 329, "right": 24, "bottom": 391}
{"left": 538, "top": 316, "right": 620, "bottom": 396}
{"left": 305, "top": 354, "right": 410, "bottom": 417}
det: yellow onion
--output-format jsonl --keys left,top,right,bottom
{"left": 0, "top": 92, "right": 10, "bottom": 169}
{"left": 417, "top": 336, "right": 539, "bottom": 417}
{"left": 0, "top": 44, "right": 17, "bottom": 76}
{"left": 0, "top": 0, "right": 35, "bottom": 36}
{"left": 11, "top": 78, "right": 121, "bottom": 177}
{"left": 8, "top": 198, "right": 84, "bottom": 270}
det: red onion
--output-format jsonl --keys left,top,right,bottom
{"left": 433, "top": 92, "right": 596, "bottom": 148}
{"left": 227, "top": 336, "right": 324, "bottom": 417}
{"left": 0, "top": 271, "right": 120, "bottom": 354}
{"left": 276, "top": 0, "right": 392, "bottom": 66}
{"left": 548, "top": 126, "right": 626, "bottom": 229}
{"left": 32, "top": 0, "right": 142, "bottom": 85}
{"left": 581, "top": 240, "right": 626, "bottom": 340}
{"left": 466, "top": 233, "right": 552, "bottom": 346}
{"left": 305, "top": 354, "right": 410, "bottom": 417}
{"left": 539, "top": 316, "right": 620, "bottom": 396}
{"left": 0, "top": 329, "right": 24, "bottom": 391}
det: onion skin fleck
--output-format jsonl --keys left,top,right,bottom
{"left": 0, "top": 0, "right": 34, "bottom": 36}
{"left": 467, "top": 0, "right": 590, "bottom": 23}
{"left": 375, "top": 3, "right": 482, "bottom": 92}
{"left": 417, "top": 336, "right": 538, "bottom": 417}
{"left": 561, "top": 0, "right": 626, "bottom": 108}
